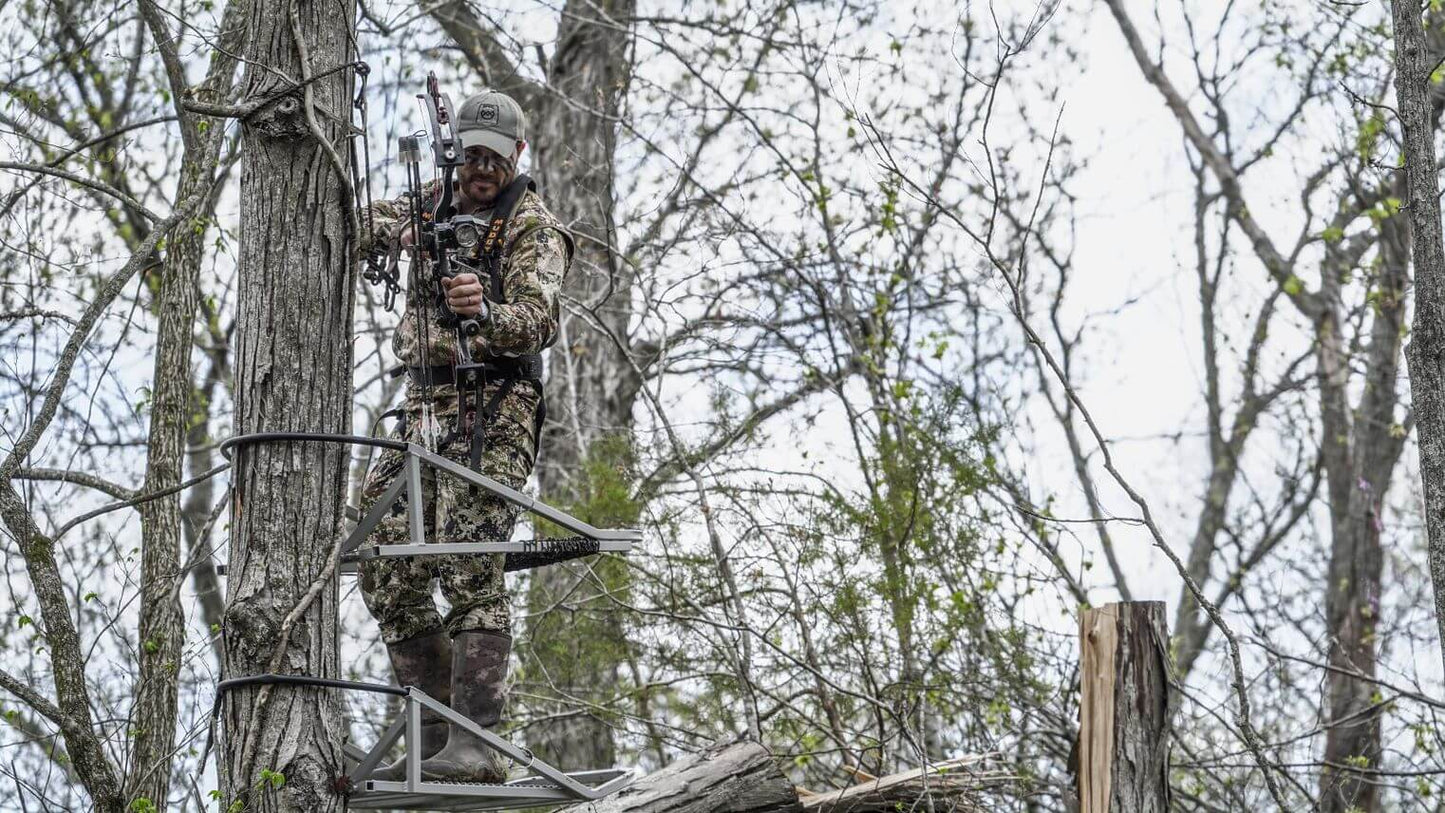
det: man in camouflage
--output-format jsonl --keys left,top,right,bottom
{"left": 357, "top": 89, "right": 571, "bottom": 783}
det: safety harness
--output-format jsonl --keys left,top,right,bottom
{"left": 393, "top": 173, "right": 572, "bottom": 483}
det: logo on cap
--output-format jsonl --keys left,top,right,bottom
{"left": 479, "top": 104, "right": 499, "bottom": 124}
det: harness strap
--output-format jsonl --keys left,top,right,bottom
{"left": 481, "top": 175, "right": 537, "bottom": 303}
{"left": 399, "top": 359, "right": 542, "bottom": 387}
{"left": 531, "top": 383, "right": 547, "bottom": 458}
{"left": 469, "top": 377, "right": 518, "bottom": 484}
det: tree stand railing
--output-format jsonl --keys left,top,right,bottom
{"left": 215, "top": 433, "right": 640, "bottom": 810}
{"left": 217, "top": 432, "right": 641, "bottom": 573}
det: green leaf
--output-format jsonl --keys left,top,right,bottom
{"left": 1356, "top": 112, "right": 1385, "bottom": 162}
{"left": 1283, "top": 276, "right": 1304, "bottom": 297}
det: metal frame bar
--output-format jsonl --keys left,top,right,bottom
{"left": 405, "top": 452, "right": 426, "bottom": 549}
{"left": 354, "top": 540, "right": 632, "bottom": 558}
{"left": 409, "top": 444, "right": 639, "bottom": 542}
{"left": 219, "top": 432, "right": 639, "bottom": 545}
{"left": 406, "top": 692, "right": 423, "bottom": 790}
{"left": 335, "top": 544, "right": 629, "bottom": 574}
{"left": 340, "top": 475, "right": 406, "bottom": 557}
{"left": 347, "top": 717, "right": 404, "bottom": 784}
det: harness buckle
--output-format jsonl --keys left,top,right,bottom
{"left": 454, "top": 361, "right": 486, "bottom": 390}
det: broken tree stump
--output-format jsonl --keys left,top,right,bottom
{"left": 561, "top": 740, "right": 802, "bottom": 813}
{"left": 1077, "top": 601, "right": 1172, "bottom": 812}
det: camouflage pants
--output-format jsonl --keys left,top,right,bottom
{"left": 359, "top": 381, "right": 540, "bottom": 644}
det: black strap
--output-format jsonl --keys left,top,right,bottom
{"left": 469, "top": 378, "right": 518, "bottom": 482}
{"left": 470, "top": 380, "right": 545, "bottom": 490}
{"left": 379, "top": 406, "right": 407, "bottom": 437}
{"left": 481, "top": 175, "right": 537, "bottom": 303}
{"left": 532, "top": 384, "right": 547, "bottom": 456}
{"left": 402, "top": 357, "right": 542, "bottom": 387}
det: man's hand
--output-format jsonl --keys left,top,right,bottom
{"left": 442, "top": 273, "right": 487, "bottom": 317}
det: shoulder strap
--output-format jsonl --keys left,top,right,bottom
{"left": 480, "top": 175, "right": 536, "bottom": 300}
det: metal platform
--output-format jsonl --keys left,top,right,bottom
{"left": 347, "top": 771, "right": 631, "bottom": 811}
{"left": 215, "top": 433, "right": 641, "bottom": 574}
{"left": 341, "top": 685, "right": 632, "bottom": 810}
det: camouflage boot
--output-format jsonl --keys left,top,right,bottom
{"left": 372, "top": 630, "right": 452, "bottom": 780}
{"left": 417, "top": 630, "right": 511, "bottom": 783}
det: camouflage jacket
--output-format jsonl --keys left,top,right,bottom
{"left": 363, "top": 180, "right": 572, "bottom": 384}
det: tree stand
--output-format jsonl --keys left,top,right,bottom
{"left": 216, "top": 433, "right": 640, "bottom": 811}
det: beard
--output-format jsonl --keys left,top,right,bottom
{"left": 460, "top": 168, "right": 513, "bottom": 210}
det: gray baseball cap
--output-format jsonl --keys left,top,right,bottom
{"left": 456, "top": 90, "right": 526, "bottom": 157}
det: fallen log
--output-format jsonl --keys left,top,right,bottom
{"left": 560, "top": 739, "right": 803, "bottom": 813}
{"left": 798, "top": 755, "right": 1010, "bottom": 812}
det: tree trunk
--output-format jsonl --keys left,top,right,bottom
{"left": 218, "top": 0, "right": 356, "bottom": 809}
{"left": 1315, "top": 322, "right": 1381, "bottom": 813}
{"left": 523, "top": 0, "right": 640, "bottom": 773}
{"left": 532, "top": 0, "right": 642, "bottom": 495}
{"left": 561, "top": 740, "right": 803, "bottom": 813}
{"left": 129, "top": 186, "right": 202, "bottom": 810}
{"left": 1391, "top": 0, "right": 1445, "bottom": 731}
{"left": 1317, "top": 192, "right": 1409, "bottom": 813}
{"left": 1099, "top": 10, "right": 1408, "bottom": 809}
{"left": 1077, "top": 602, "right": 1171, "bottom": 813}
{"left": 798, "top": 755, "right": 1006, "bottom": 812}
{"left": 130, "top": 1, "right": 244, "bottom": 805}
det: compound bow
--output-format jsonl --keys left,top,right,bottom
{"left": 358, "top": 71, "right": 501, "bottom": 452}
